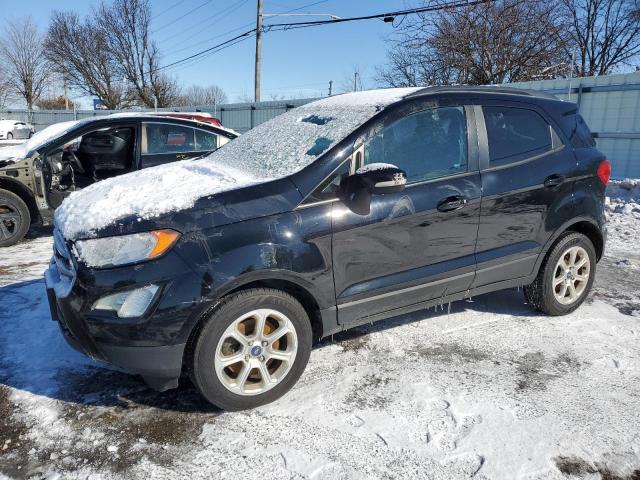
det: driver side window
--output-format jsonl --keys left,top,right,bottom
{"left": 363, "top": 106, "right": 468, "bottom": 183}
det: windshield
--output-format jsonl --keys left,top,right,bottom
{"left": 24, "top": 120, "right": 82, "bottom": 154}
{"left": 206, "top": 88, "right": 421, "bottom": 179}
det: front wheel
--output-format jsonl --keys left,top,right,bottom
{"left": 524, "top": 232, "right": 596, "bottom": 315}
{"left": 0, "top": 189, "right": 31, "bottom": 247}
{"left": 191, "top": 288, "right": 312, "bottom": 411}
{"left": 6, "top": 132, "right": 13, "bottom": 140}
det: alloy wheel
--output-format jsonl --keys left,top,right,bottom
{"left": 214, "top": 308, "right": 298, "bottom": 396}
{"left": 552, "top": 246, "right": 590, "bottom": 305}
{"left": 0, "top": 204, "right": 21, "bottom": 243}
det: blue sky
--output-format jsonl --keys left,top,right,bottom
{"left": 11, "top": 0, "right": 410, "bottom": 106}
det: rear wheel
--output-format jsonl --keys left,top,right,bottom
{"left": 191, "top": 288, "right": 312, "bottom": 411}
{"left": 524, "top": 232, "right": 596, "bottom": 315}
{"left": 0, "top": 189, "right": 30, "bottom": 247}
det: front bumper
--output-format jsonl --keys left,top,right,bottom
{"left": 44, "top": 238, "right": 190, "bottom": 391}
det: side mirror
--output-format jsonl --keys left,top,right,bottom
{"left": 340, "top": 163, "right": 407, "bottom": 215}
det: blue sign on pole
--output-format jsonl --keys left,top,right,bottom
{"left": 93, "top": 99, "right": 107, "bottom": 110}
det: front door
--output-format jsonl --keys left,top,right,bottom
{"left": 331, "top": 102, "right": 481, "bottom": 326}
{"left": 43, "top": 125, "right": 137, "bottom": 209}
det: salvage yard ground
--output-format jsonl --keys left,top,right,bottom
{"left": 0, "top": 181, "right": 639, "bottom": 480}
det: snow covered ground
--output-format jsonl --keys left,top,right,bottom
{"left": 0, "top": 183, "right": 639, "bottom": 480}
{"left": 0, "top": 140, "right": 25, "bottom": 148}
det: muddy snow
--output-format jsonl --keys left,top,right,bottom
{"left": 0, "top": 182, "right": 639, "bottom": 479}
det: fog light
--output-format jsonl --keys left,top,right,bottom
{"left": 92, "top": 285, "right": 159, "bottom": 318}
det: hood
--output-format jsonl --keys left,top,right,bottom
{"left": 0, "top": 145, "right": 26, "bottom": 165}
{"left": 55, "top": 160, "right": 265, "bottom": 240}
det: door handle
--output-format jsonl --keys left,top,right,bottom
{"left": 544, "top": 174, "right": 565, "bottom": 188}
{"left": 437, "top": 195, "right": 468, "bottom": 212}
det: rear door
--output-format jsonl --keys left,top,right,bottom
{"left": 331, "top": 100, "right": 482, "bottom": 326}
{"left": 139, "top": 122, "right": 221, "bottom": 168}
{"left": 472, "top": 101, "right": 577, "bottom": 288}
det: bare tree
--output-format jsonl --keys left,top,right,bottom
{"left": 45, "top": 11, "right": 129, "bottom": 109}
{"left": 377, "top": 0, "right": 569, "bottom": 87}
{"left": 178, "top": 85, "right": 228, "bottom": 106}
{"left": 561, "top": 0, "right": 640, "bottom": 76}
{"left": 97, "top": 0, "right": 179, "bottom": 107}
{"left": 35, "top": 95, "right": 75, "bottom": 110}
{"left": 0, "top": 17, "right": 49, "bottom": 110}
{"left": 0, "top": 60, "right": 14, "bottom": 109}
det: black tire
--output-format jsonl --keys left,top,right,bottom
{"left": 28, "top": 131, "right": 33, "bottom": 138}
{"left": 191, "top": 288, "right": 312, "bottom": 411}
{"left": 0, "top": 189, "right": 31, "bottom": 247}
{"left": 6, "top": 132, "right": 12, "bottom": 140}
{"left": 524, "top": 232, "right": 596, "bottom": 316}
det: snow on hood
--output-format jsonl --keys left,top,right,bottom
{"left": 55, "top": 161, "right": 261, "bottom": 240}
{"left": 0, "top": 144, "right": 26, "bottom": 163}
{"left": 55, "top": 87, "right": 421, "bottom": 240}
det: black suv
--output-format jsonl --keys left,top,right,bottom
{"left": 45, "top": 87, "right": 609, "bottom": 410}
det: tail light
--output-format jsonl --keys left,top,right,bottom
{"left": 597, "top": 159, "right": 611, "bottom": 185}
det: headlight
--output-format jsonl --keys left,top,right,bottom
{"left": 74, "top": 229, "right": 180, "bottom": 268}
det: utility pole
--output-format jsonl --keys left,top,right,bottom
{"left": 63, "top": 72, "right": 69, "bottom": 110}
{"left": 328, "top": 80, "right": 333, "bottom": 96}
{"left": 254, "top": 0, "right": 263, "bottom": 103}
{"left": 353, "top": 71, "right": 358, "bottom": 92}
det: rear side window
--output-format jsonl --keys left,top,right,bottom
{"left": 483, "top": 106, "right": 552, "bottom": 165}
{"left": 142, "top": 123, "right": 195, "bottom": 155}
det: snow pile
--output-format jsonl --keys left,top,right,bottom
{"left": 605, "top": 179, "right": 640, "bottom": 254}
{"left": 55, "top": 162, "right": 259, "bottom": 240}
{"left": 55, "top": 88, "right": 421, "bottom": 240}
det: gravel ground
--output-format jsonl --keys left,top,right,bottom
{"left": 0, "top": 184, "right": 638, "bottom": 480}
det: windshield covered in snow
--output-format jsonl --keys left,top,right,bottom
{"left": 205, "top": 88, "right": 421, "bottom": 179}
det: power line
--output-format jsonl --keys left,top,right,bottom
{"left": 153, "top": 0, "right": 493, "bottom": 74}
{"left": 158, "top": 30, "right": 257, "bottom": 72}
{"left": 153, "top": 0, "right": 213, "bottom": 33}
{"left": 163, "top": 0, "right": 328, "bottom": 59}
{"left": 164, "top": 20, "right": 254, "bottom": 57}
{"left": 165, "top": 33, "right": 257, "bottom": 74}
{"left": 152, "top": 0, "right": 187, "bottom": 20}
{"left": 264, "top": 0, "right": 492, "bottom": 31}
{"left": 160, "top": 0, "right": 249, "bottom": 48}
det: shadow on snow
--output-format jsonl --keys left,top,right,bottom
{"left": 0, "top": 277, "right": 539, "bottom": 413}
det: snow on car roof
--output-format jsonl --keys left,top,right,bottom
{"left": 55, "top": 87, "right": 421, "bottom": 240}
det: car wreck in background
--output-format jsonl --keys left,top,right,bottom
{"left": 0, "top": 114, "right": 237, "bottom": 246}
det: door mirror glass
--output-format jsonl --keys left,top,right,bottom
{"left": 340, "top": 163, "right": 406, "bottom": 215}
